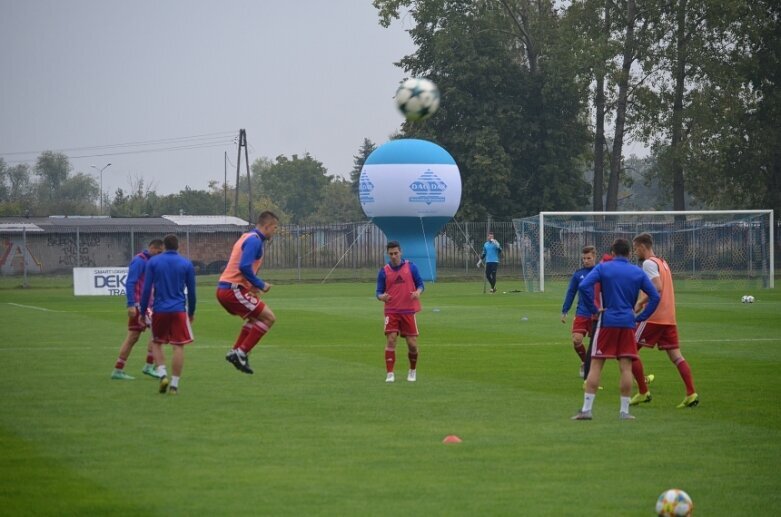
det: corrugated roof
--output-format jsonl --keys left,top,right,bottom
{"left": 0, "top": 216, "right": 249, "bottom": 231}
{"left": 162, "top": 215, "right": 249, "bottom": 226}
{"left": 0, "top": 223, "right": 44, "bottom": 232}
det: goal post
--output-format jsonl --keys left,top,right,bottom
{"left": 513, "top": 210, "right": 774, "bottom": 292}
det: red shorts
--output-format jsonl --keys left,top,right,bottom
{"left": 384, "top": 313, "right": 419, "bottom": 337}
{"left": 591, "top": 327, "right": 638, "bottom": 359}
{"left": 636, "top": 322, "right": 679, "bottom": 350}
{"left": 151, "top": 312, "right": 193, "bottom": 345}
{"left": 216, "top": 287, "right": 266, "bottom": 320}
{"left": 127, "top": 308, "right": 151, "bottom": 332}
{"left": 571, "top": 315, "right": 594, "bottom": 337}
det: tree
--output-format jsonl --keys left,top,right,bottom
{"left": 0, "top": 159, "right": 8, "bottom": 203}
{"left": 307, "top": 177, "right": 367, "bottom": 224}
{"left": 51, "top": 173, "right": 100, "bottom": 215}
{"left": 629, "top": 0, "right": 712, "bottom": 213}
{"left": 34, "top": 151, "right": 71, "bottom": 204}
{"left": 110, "top": 176, "right": 160, "bottom": 217}
{"left": 350, "top": 138, "right": 377, "bottom": 194}
{"left": 257, "top": 154, "right": 331, "bottom": 224}
{"left": 648, "top": 0, "right": 781, "bottom": 216}
{"left": 668, "top": 0, "right": 691, "bottom": 211}
{"left": 0, "top": 160, "right": 36, "bottom": 215}
{"left": 562, "top": 0, "right": 616, "bottom": 211}
{"left": 605, "top": 0, "right": 639, "bottom": 211}
{"left": 20, "top": 152, "right": 100, "bottom": 215}
{"left": 156, "top": 186, "right": 224, "bottom": 216}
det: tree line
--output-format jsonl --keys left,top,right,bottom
{"left": 0, "top": 145, "right": 374, "bottom": 224}
{"left": 375, "top": 0, "right": 780, "bottom": 219}
{"left": 2, "top": 0, "right": 777, "bottom": 221}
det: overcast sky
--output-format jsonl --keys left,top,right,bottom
{"left": 0, "top": 0, "right": 416, "bottom": 196}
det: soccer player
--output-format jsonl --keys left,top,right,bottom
{"left": 630, "top": 232, "right": 699, "bottom": 408}
{"left": 561, "top": 246, "right": 598, "bottom": 377}
{"left": 111, "top": 238, "right": 164, "bottom": 380}
{"left": 376, "top": 240, "right": 424, "bottom": 383}
{"left": 217, "top": 211, "right": 279, "bottom": 375}
{"left": 582, "top": 252, "right": 614, "bottom": 381}
{"left": 572, "top": 238, "right": 660, "bottom": 421}
{"left": 479, "top": 231, "right": 502, "bottom": 293}
{"left": 139, "top": 234, "right": 196, "bottom": 395}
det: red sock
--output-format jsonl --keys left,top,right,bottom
{"left": 573, "top": 343, "right": 587, "bottom": 362}
{"left": 232, "top": 323, "right": 252, "bottom": 350}
{"left": 145, "top": 352, "right": 154, "bottom": 365}
{"left": 408, "top": 351, "right": 418, "bottom": 370}
{"left": 675, "top": 357, "right": 696, "bottom": 395}
{"left": 632, "top": 358, "right": 649, "bottom": 394}
{"left": 239, "top": 321, "right": 269, "bottom": 354}
{"left": 385, "top": 350, "right": 396, "bottom": 373}
{"left": 114, "top": 357, "right": 126, "bottom": 370}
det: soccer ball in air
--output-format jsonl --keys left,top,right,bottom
{"left": 741, "top": 295, "right": 755, "bottom": 303}
{"left": 656, "top": 489, "right": 693, "bottom": 516}
{"left": 394, "top": 78, "right": 440, "bottom": 121}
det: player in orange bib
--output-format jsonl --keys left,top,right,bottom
{"left": 630, "top": 233, "right": 699, "bottom": 408}
{"left": 217, "top": 211, "right": 279, "bottom": 375}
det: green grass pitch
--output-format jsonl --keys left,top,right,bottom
{"left": 1, "top": 277, "right": 780, "bottom": 515}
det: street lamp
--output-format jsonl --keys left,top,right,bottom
{"left": 91, "top": 163, "right": 112, "bottom": 214}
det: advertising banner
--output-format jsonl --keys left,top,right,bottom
{"left": 73, "top": 267, "right": 128, "bottom": 296}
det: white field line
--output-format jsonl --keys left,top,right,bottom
{"left": 0, "top": 337, "right": 777, "bottom": 352}
{"left": 5, "top": 302, "right": 62, "bottom": 312}
{"left": 0, "top": 306, "right": 230, "bottom": 314}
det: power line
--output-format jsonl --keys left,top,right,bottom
{"left": 0, "top": 130, "right": 238, "bottom": 157}
{"left": 67, "top": 140, "right": 235, "bottom": 159}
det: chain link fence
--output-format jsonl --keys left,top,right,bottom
{"left": 4, "top": 216, "right": 777, "bottom": 287}
{"left": 1, "top": 220, "right": 528, "bottom": 286}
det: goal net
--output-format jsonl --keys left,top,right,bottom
{"left": 512, "top": 210, "right": 775, "bottom": 292}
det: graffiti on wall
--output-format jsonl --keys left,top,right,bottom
{"left": 0, "top": 239, "right": 43, "bottom": 274}
{"left": 47, "top": 234, "right": 99, "bottom": 267}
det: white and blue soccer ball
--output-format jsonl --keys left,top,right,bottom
{"left": 741, "top": 295, "right": 755, "bottom": 303}
{"left": 656, "top": 488, "right": 693, "bottom": 516}
{"left": 394, "top": 78, "right": 440, "bottom": 121}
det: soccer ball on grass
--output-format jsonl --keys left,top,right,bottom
{"left": 656, "top": 488, "right": 693, "bottom": 516}
{"left": 394, "top": 78, "right": 440, "bottom": 121}
{"left": 741, "top": 295, "right": 755, "bottom": 303}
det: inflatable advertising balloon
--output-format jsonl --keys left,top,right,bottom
{"left": 359, "top": 139, "right": 462, "bottom": 280}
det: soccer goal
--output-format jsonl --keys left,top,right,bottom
{"left": 512, "top": 210, "right": 775, "bottom": 292}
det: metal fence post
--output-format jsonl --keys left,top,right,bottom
{"left": 296, "top": 225, "right": 301, "bottom": 282}
{"left": 22, "top": 226, "right": 28, "bottom": 289}
{"left": 465, "top": 224, "right": 470, "bottom": 273}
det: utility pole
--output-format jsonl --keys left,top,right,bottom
{"left": 234, "top": 129, "right": 252, "bottom": 223}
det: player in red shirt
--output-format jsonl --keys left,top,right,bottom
{"left": 376, "top": 241, "right": 424, "bottom": 383}
{"left": 630, "top": 232, "right": 698, "bottom": 408}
